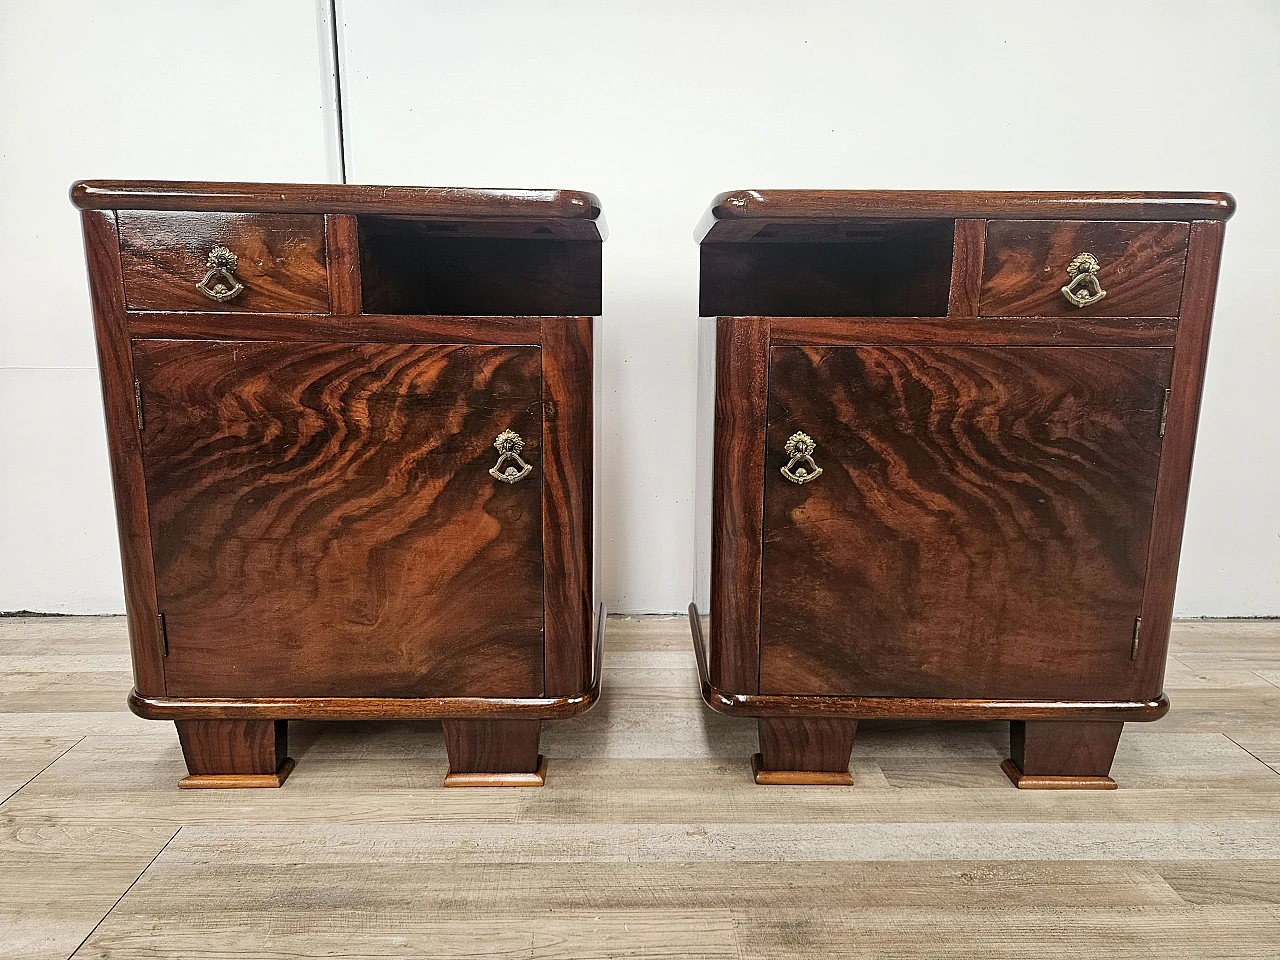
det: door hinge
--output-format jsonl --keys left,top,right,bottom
{"left": 1158, "top": 389, "right": 1170, "bottom": 438}
{"left": 134, "top": 379, "right": 145, "bottom": 432}
{"left": 1131, "top": 616, "right": 1142, "bottom": 659}
{"left": 157, "top": 612, "right": 168, "bottom": 657}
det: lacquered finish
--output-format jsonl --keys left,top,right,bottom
{"left": 118, "top": 211, "right": 329, "bottom": 313}
{"left": 760, "top": 344, "right": 1171, "bottom": 700}
{"left": 693, "top": 189, "right": 1231, "bottom": 787}
{"left": 135, "top": 339, "right": 545, "bottom": 700}
{"left": 980, "top": 220, "right": 1189, "bottom": 317}
{"left": 75, "top": 179, "right": 604, "bottom": 787}
{"left": 697, "top": 189, "right": 1234, "bottom": 241}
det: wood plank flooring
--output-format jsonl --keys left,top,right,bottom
{"left": 1, "top": 616, "right": 1279, "bottom": 958}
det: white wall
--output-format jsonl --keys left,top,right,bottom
{"left": 0, "top": 0, "right": 335, "bottom": 611}
{"left": 339, "top": 0, "right": 1279, "bottom": 616}
{"left": 2, "top": 1, "right": 1277, "bottom": 616}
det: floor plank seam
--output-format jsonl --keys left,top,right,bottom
{"left": 1225, "top": 734, "right": 1280, "bottom": 779}
{"left": 0, "top": 736, "right": 85, "bottom": 808}
{"left": 64, "top": 825, "right": 181, "bottom": 960}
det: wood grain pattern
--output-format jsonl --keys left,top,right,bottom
{"left": 72, "top": 180, "right": 607, "bottom": 240}
{"left": 710, "top": 317, "right": 769, "bottom": 693}
{"left": 126, "top": 603, "right": 605, "bottom": 721}
{"left": 980, "top": 220, "right": 1189, "bottom": 317}
{"left": 442, "top": 719, "right": 542, "bottom": 780}
{"left": 174, "top": 719, "right": 289, "bottom": 785}
{"left": 7, "top": 615, "right": 1280, "bottom": 960}
{"left": 691, "top": 603, "right": 1170, "bottom": 722}
{"left": 1135, "top": 221, "right": 1229, "bottom": 698}
{"left": 127, "top": 311, "right": 544, "bottom": 345}
{"left": 1008, "top": 719, "right": 1124, "bottom": 784}
{"left": 755, "top": 718, "right": 856, "bottom": 784}
{"left": 767, "top": 315, "right": 1179, "bottom": 347}
{"left": 133, "top": 339, "right": 545, "bottom": 699}
{"left": 118, "top": 211, "right": 329, "bottom": 313}
{"left": 948, "top": 219, "right": 985, "bottom": 317}
{"left": 79, "top": 210, "right": 165, "bottom": 697}
{"left": 325, "top": 214, "right": 362, "bottom": 314}
{"left": 697, "top": 190, "right": 1234, "bottom": 242}
{"left": 760, "top": 345, "right": 1173, "bottom": 700}
{"left": 541, "top": 317, "right": 595, "bottom": 695}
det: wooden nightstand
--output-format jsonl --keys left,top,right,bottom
{"left": 691, "top": 190, "right": 1233, "bottom": 788}
{"left": 73, "top": 180, "right": 605, "bottom": 788}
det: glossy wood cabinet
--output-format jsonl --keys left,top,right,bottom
{"left": 74, "top": 181, "right": 605, "bottom": 788}
{"left": 691, "top": 190, "right": 1233, "bottom": 788}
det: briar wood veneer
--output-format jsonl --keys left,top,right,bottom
{"left": 74, "top": 180, "right": 605, "bottom": 788}
{"left": 692, "top": 190, "right": 1232, "bottom": 787}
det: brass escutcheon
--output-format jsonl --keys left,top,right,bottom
{"left": 781, "top": 431, "right": 823, "bottom": 484}
{"left": 489, "top": 429, "right": 533, "bottom": 484}
{"left": 1060, "top": 252, "right": 1107, "bottom": 308}
{"left": 196, "top": 246, "right": 245, "bottom": 303}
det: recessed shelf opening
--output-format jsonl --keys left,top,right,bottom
{"left": 699, "top": 219, "right": 955, "bottom": 317}
{"left": 358, "top": 216, "right": 602, "bottom": 316}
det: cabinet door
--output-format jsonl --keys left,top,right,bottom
{"left": 133, "top": 339, "right": 544, "bottom": 698}
{"left": 760, "top": 345, "right": 1172, "bottom": 700}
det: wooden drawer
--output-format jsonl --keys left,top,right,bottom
{"left": 980, "top": 220, "right": 1189, "bottom": 317}
{"left": 117, "top": 211, "right": 329, "bottom": 313}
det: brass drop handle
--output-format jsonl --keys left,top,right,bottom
{"left": 196, "top": 246, "right": 245, "bottom": 303}
{"left": 489, "top": 429, "right": 533, "bottom": 484}
{"left": 1060, "top": 252, "right": 1107, "bottom": 308}
{"left": 781, "top": 431, "right": 823, "bottom": 484}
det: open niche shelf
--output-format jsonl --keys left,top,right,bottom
{"left": 358, "top": 216, "right": 603, "bottom": 317}
{"left": 699, "top": 218, "right": 954, "bottom": 317}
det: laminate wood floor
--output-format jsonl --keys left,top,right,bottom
{"left": 2, "top": 616, "right": 1279, "bottom": 959}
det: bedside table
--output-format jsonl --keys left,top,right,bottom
{"left": 73, "top": 180, "right": 605, "bottom": 788}
{"left": 691, "top": 190, "right": 1232, "bottom": 788}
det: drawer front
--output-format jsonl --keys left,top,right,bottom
{"left": 118, "top": 211, "right": 329, "bottom": 313}
{"left": 980, "top": 220, "right": 1189, "bottom": 317}
{"left": 759, "top": 344, "right": 1172, "bottom": 700}
{"left": 133, "top": 339, "right": 544, "bottom": 698}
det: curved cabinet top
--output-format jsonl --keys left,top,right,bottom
{"left": 71, "top": 180, "right": 607, "bottom": 241}
{"left": 697, "top": 189, "right": 1235, "bottom": 242}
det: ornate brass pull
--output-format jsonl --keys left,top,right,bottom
{"left": 196, "top": 246, "right": 245, "bottom": 303}
{"left": 1060, "top": 252, "right": 1107, "bottom": 308}
{"left": 489, "top": 429, "right": 533, "bottom": 484}
{"left": 781, "top": 431, "right": 823, "bottom": 484}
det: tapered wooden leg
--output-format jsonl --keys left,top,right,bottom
{"left": 442, "top": 719, "right": 545, "bottom": 787}
{"left": 1003, "top": 720, "right": 1124, "bottom": 790}
{"left": 752, "top": 718, "right": 856, "bottom": 785}
{"left": 175, "top": 719, "right": 293, "bottom": 789}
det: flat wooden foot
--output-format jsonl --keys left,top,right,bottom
{"left": 180, "top": 757, "right": 295, "bottom": 789}
{"left": 445, "top": 754, "right": 547, "bottom": 787}
{"left": 442, "top": 718, "right": 543, "bottom": 787}
{"left": 753, "top": 718, "right": 856, "bottom": 785}
{"left": 751, "top": 752, "right": 854, "bottom": 785}
{"left": 174, "top": 719, "right": 290, "bottom": 789}
{"left": 1007, "top": 719, "right": 1124, "bottom": 788}
{"left": 1000, "top": 758, "right": 1115, "bottom": 790}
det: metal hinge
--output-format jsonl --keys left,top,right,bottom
{"left": 1131, "top": 616, "right": 1142, "bottom": 659}
{"left": 134, "top": 379, "right": 145, "bottom": 432}
{"left": 1158, "top": 389, "right": 1170, "bottom": 438}
{"left": 158, "top": 612, "right": 168, "bottom": 657}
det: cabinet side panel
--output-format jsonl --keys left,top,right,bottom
{"left": 542, "top": 316, "right": 594, "bottom": 695}
{"left": 1135, "top": 220, "right": 1227, "bottom": 697}
{"left": 710, "top": 317, "right": 769, "bottom": 693}
{"left": 80, "top": 211, "right": 165, "bottom": 696}
{"left": 692, "top": 317, "right": 716, "bottom": 615}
